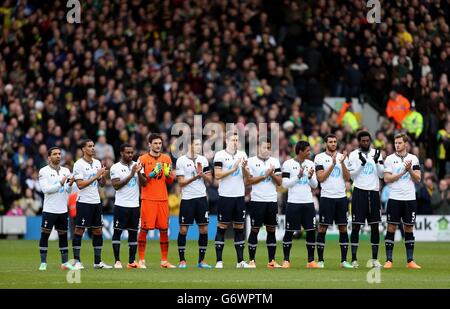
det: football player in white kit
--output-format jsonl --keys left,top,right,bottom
{"left": 110, "top": 144, "right": 142, "bottom": 269}
{"left": 72, "top": 139, "right": 111, "bottom": 269}
{"left": 383, "top": 133, "right": 422, "bottom": 269}
{"left": 345, "top": 131, "right": 384, "bottom": 268}
{"left": 176, "top": 136, "right": 213, "bottom": 269}
{"left": 281, "top": 141, "right": 321, "bottom": 269}
{"left": 314, "top": 133, "right": 353, "bottom": 269}
{"left": 213, "top": 131, "right": 249, "bottom": 268}
{"left": 243, "top": 136, "right": 282, "bottom": 268}
{"left": 38, "top": 146, "right": 77, "bottom": 271}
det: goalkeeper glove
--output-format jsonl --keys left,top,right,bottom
{"left": 163, "top": 163, "right": 171, "bottom": 177}
{"left": 148, "top": 163, "right": 162, "bottom": 178}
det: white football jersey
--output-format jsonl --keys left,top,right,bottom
{"left": 110, "top": 161, "right": 140, "bottom": 207}
{"left": 247, "top": 156, "right": 281, "bottom": 202}
{"left": 314, "top": 152, "right": 346, "bottom": 198}
{"left": 282, "top": 158, "right": 318, "bottom": 203}
{"left": 39, "top": 165, "right": 72, "bottom": 214}
{"left": 73, "top": 158, "right": 102, "bottom": 204}
{"left": 176, "top": 154, "right": 210, "bottom": 200}
{"left": 213, "top": 150, "right": 247, "bottom": 197}
{"left": 345, "top": 148, "right": 384, "bottom": 191}
{"left": 384, "top": 153, "right": 420, "bottom": 201}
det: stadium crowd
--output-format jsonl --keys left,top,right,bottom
{"left": 0, "top": 0, "right": 450, "bottom": 217}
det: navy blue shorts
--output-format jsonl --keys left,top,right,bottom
{"left": 41, "top": 212, "right": 68, "bottom": 231}
{"left": 179, "top": 197, "right": 209, "bottom": 226}
{"left": 113, "top": 205, "right": 140, "bottom": 231}
{"left": 217, "top": 196, "right": 246, "bottom": 224}
{"left": 319, "top": 197, "right": 348, "bottom": 226}
{"left": 285, "top": 203, "right": 316, "bottom": 231}
{"left": 75, "top": 202, "right": 103, "bottom": 228}
{"left": 249, "top": 201, "right": 278, "bottom": 227}
{"left": 351, "top": 187, "right": 381, "bottom": 225}
{"left": 386, "top": 199, "right": 417, "bottom": 225}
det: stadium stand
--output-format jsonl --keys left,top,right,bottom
{"left": 0, "top": 0, "right": 449, "bottom": 218}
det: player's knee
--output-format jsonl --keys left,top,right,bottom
{"left": 266, "top": 226, "right": 276, "bottom": 233}
{"left": 198, "top": 225, "right": 208, "bottom": 234}
{"left": 75, "top": 228, "right": 85, "bottom": 235}
{"left": 404, "top": 225, "right": 413, "bottom": 233}
{"left": 57, "top": 230, "right": 67, "bottom": 235}
{"left": 370, "top": 223, "right": 379, "bottom": 231}
{"left": 352, "top": 224, "right": 360, "bottom": 232}
{"left": 218, "top": 223, "right": 228, "bottom": 229}
{"left": 318, "top": 225, "right": 328, "bottom": 233}
{"left": 387, "top": 224, "right": 397, "bottom": 233}
{"left": 179, "top": 226, "right": 188, "bottom": 235}
{"left": 92, "top": 227, "right": 102, "bottom": 235}
{"left": 251, "top": 227, "right": 260, "bottom": 233}
{"left": 233, "top": 223, "right": 244, "bottom": 230}
{"left": 338, "top": 225, "right": 347, "bottom": 233}
{"left": 41, "top": 228, "right": 51, "bottom": 234}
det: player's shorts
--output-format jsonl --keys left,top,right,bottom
{"left": 113, "top": 205, "right": 140, "bottom": 231}
{"left": 41, "top": 212, "right": 68, "bottom": 231}
{"left": 179, "top": 197, "right": 209, "bottom": 226}
{"left": 217, "top": 196, "right": 246, "bottom": 224}
{"left": 75, "top": 202, "right": 103, "bottom": 228}
{"left": 249, "top": 201, "right": 278, "bottom": 228}
{"left": 386, "top": 199, "right": 417, "bottom": 225}
{"left": 285, "top": 203, "right": 316, "bottom": 231}
{"left": 141, "top": 199, "right": 169, "bottom": 230}
{"left": 319, "top": 197, "right": 348, "bottom": 226}
{"left": 351, "top": 187, "right": 381, "bottom": 225}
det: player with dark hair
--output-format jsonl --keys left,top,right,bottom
{"left": 38, "top": 147, "right": 77, "bottom": 270}
{"left": 137, "top": 133, "right": 176, "bottom": 268}
{"left": 314, "top": 134, "right": 352, "bottom": 268}
{"left": 281, "top": 141, "right": 321, "bottom": 268}
{"left": 345, "top": 131, "right": 384, "bottom": 268}
{"left": 243, "top": 136, "right": 282, "bottom": 268}
{"left": 72, "top": 139, "right": 111, "bottom": 269}
{"left": 110, "top": 144, "right": 142, "bottom": 269}
{"left": 176, "top": 136, "right": 213, "bottom": 268}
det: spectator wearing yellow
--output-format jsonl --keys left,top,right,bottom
{"left": 338, "top": 99, "right": 359, "bottom": 133}
{"left": 402, "top": 101, "right": 423, "bottom": 142}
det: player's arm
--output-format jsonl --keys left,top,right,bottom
{"left": 214, "top": 159, "right": 240, "bottom": 180}
{"left": 111, "top": 164, "right": 140, "bottom": 190}
{"left": 242, "top": 160, "right": 264, "bottom": 185}
{"left": 308, "top": 167, "right": 318, "bottom": 189}
{"left": 383, "top": 157, "right": 405, "bottom": 183}
{"left": 407, "top": 160, "right": 421, "bottom": 183}
{"left": 65, "top": 174, "right": 75, "bottom": 194}
{"left": 200, "top": 168, "right": 213, "bottom": 184}
{"left": 316, "top": 162, "right": 334, "bottom": 183}
{"left": 340, "top": 154, "right": 350, "bottom": 182}
{"left": 271, "top": 166, "right": 282, "bottom": 186}
{"left": 281, "top": 163, "right": 298, "bottom": 188}
{"left": 39, "top": 171, "right": 67, "bottom": 194}
{"left": 76, "top": 167, "right": 106, "bottom": 189}
{"left": 346, "top": 154, "right": 362, "bottom": 180}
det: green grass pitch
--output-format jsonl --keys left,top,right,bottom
{"left": 0, "top": 240, "right": 449, "bottom": 288}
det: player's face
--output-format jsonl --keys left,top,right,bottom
{"left": 394, "top": 138, "right": 406, "bottom": 152}
{"left": 150, "top": 138, "right": 162, "bottom": 153}
{"left": 122, "top": 147, "right": 134, "bottom": 163}
{"left": 326, "top": 137, "right": 337, "bottom": 152}
{"left": 359, "top": 136, "right": 371, "bottom": 152}
{"left": 83, "top": 141, "right": 95, "bottom": 157}
{"left": 192, "top": 139, "right": 202, "bottom": 155}
{"left": 227, "top": 135, "right": 238, "bottom": 151}
{"left": 300, "top": 146, "right": 311, "bottom": 160}
{"left": 49, "top": 149, "right": 61, "bottom": 165}
{"left": 259, "top": 142, "right": 271, "bottom": 159}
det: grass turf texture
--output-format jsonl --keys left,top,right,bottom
{"left": 0, "top": 240, "right": 449, "bottom": 288}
